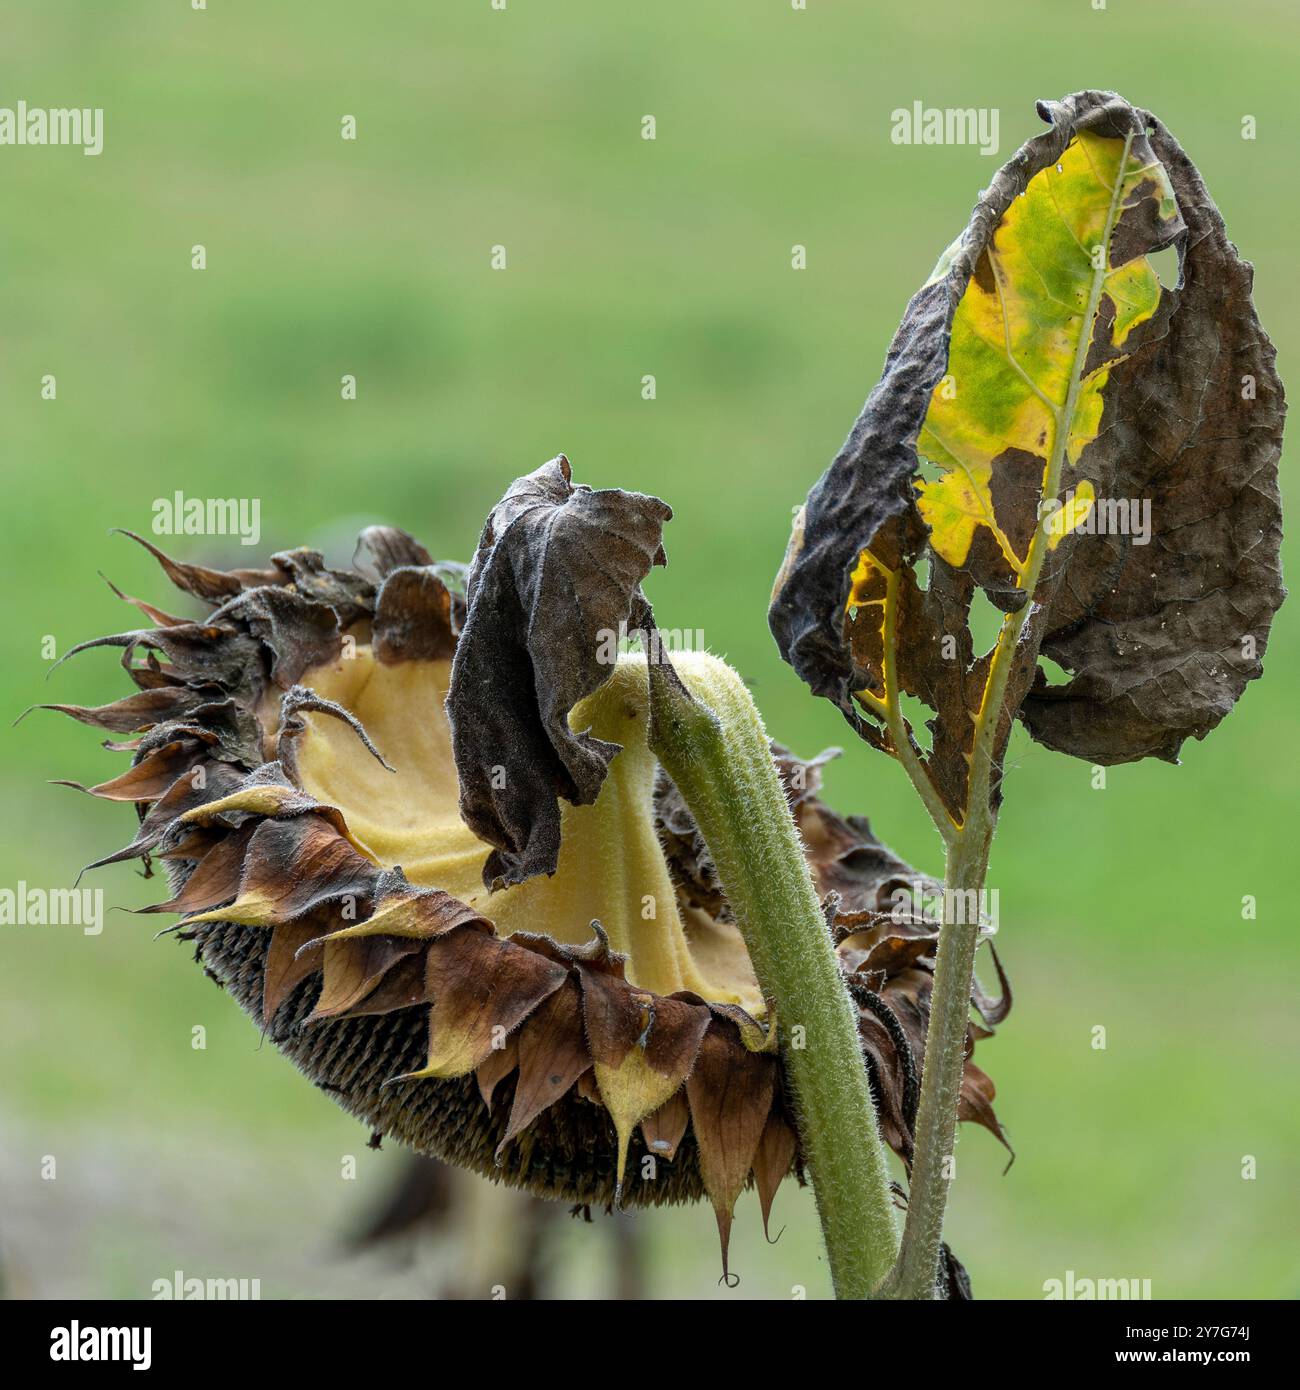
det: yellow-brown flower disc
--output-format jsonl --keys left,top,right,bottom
{"left": 45, "top": 462, "right": 1008, "bottom": 1265}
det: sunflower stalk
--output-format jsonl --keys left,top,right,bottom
{"left": 879, "top": 132, "right": 1137, "bottom": 1298}
{"left": 646, "top": 647, "right": 900, "bottom": 1299}
{"left": 875, "top": 828, "right": 989, "bottom": 1299}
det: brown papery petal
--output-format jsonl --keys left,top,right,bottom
{"left": 262, "top": 922, "right": 327, "bottom": 1022}
{"left": 581, "top": 968, "right": 711, "bottom": 1196}
{"left": 183, "top": 814, "right": 381, "bottom": 930}
{"left": 640, "top": 1090, "right": 691, "bottom": 1164}
{"left": 476, "top": 1035, "right": 520, "bottom": 1111}
{"left": 311, "top": 936, "right": 424, "bottom": 1021}
{"left": 752, "top": 1106, "right": 799, "bottom": 1240}
{"left": 686, "top": 1022, "right": 776, "bottom": 1282}
{"left": 499, "top": 979, "right": 592, "bottom": 1156}
{"left": 401, "top": 930, "right": 568, "bottom": 1081}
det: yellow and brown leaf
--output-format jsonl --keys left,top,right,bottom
{"left": 915, "top": 127, "right": 1177, "bottom": 580}
{"left": 771, "top": 89, "right": 1284, "bottom": 820}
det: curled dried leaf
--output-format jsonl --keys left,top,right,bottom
{"left": 447, "top": 456, "right": 672, "bottom": 888}
{"left": 771, "top": 89, "right": 1284, "bottom": 821}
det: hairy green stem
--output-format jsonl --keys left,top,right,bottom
{"left": 875, "top": 833, "right": 988, "bottom": 1298}
{"left": 647, "top": 652, "right": 899, "bottom": 1298}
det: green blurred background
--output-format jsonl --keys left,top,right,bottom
{"left": 2, "top": 0, "right": 1295, "bottom": 1300}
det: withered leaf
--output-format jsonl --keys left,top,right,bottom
{"left": 110, "top": 529, "right": 270, "bottom": 603}
{"left": 1021, "top": 111, "right": 1285, "bottom": 762}
{"left": 20, "top": 687, "right": 204, "bottom": 734}
{"left": 580, "top": 968, "right": 711, "bottom": 1191}
{"left": 183, "top": 814, "right": 380, "bottom": 929}
{"left": 80, "top": 759, "right": 243, "bottom": 874}
{"left": 447, "top": 455, "right": 672, "bottom": 888}
{"left": 327, "top": 951, "right": 431, "bottom": 1021}
{"left": 214, "top": 587, "right": 342, "bottom": 690}
{"left": 770, "top": 89, "right": 1284, "bottom": 815}
{"left": 144, "top": 819, "right": 256, "bottom": 915}
{"left": 70, "top": 740, "right": 200, "bottom": 803}
{"left": 752, "top": 1105, "right": 799, "bottom": 1240}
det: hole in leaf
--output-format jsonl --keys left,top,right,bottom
{"left": 1037, "top": 654, "right": 1072, "bottom": 687}
{"left": 897, "top": 688, "right": 935, "bottom": 756}
{"left": 967, "top": 587, "right": 1007, "bottom": 659}
{"left": 1148, "top": 244, "right": 1180, "bottom": 292}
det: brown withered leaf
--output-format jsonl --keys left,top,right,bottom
{"left": 213, "top": 587, "right": 342, "bottom": 689}
{"left": 19, "top": 687, "right": 204, "bottom": 734}
{"left": 99, "top": 572, "right": 188, "bottom": 629}
{"left": 183, "top": 814, "right": 381, "bottom": 929}
{"left": 326, "top": 951, "right": 430, "bottom": 1021}
{"left": 1021, "top": 112, "right": 1285, "bottom": 762}
{"left": 143, "top": 819, "right": 256, "bottom": 914}
{"left": 80, "top": 760, "right": 243, "bottom": 874}
{"left": 110, "top": 529, "right": 280, "bottom": 603}
{"left": 640, "top": 1089, "right": 691, "bottom": 1164}
{"left": 447, "top": 455, "right": 672, "bottom": 888}
{"left": 177, "top": 761, "right": 370, "bottom": 851}
{"left": 311, "top": 934, "right": 424, "bottom": 1020}
{"left": 55, "top": 621, "right": 268, "bottom": 708}
{"left": 940, "top": 1243, "right": 974, "bottom": 1301}
{"left": 882, "top": 963, "right": 1011, "bottom": 1158}
{"left": 264, "top": 547, "right": 375, "bottom": 629}
{"left": 752, "top": 1105, "right": 799, "bottom": 1240}
{"left": 61, "top": 739, "right": 201, "bottom": 803}
{"left": 309, "top": 872, "right": 489, "bottom": 946}
{"left": 770, "top": 89, "right": 1284, "bottom": 806}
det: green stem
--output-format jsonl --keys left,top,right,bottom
{"left": 647, "top": 652, "right": 899, "bottom": 1299}
{"left": 880, "top": 132, "right": 1138, "bottom": 1299}
{"left": 875, "top": 832, "right": 989, "bottom": 1299}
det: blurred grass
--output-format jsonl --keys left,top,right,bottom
{"left": 1, "top": 0, "right": 1296, "bottom": 1298}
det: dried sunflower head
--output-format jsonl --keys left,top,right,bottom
{"left": 47, "top": 457, "right": 1008, "bottom": 1272}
